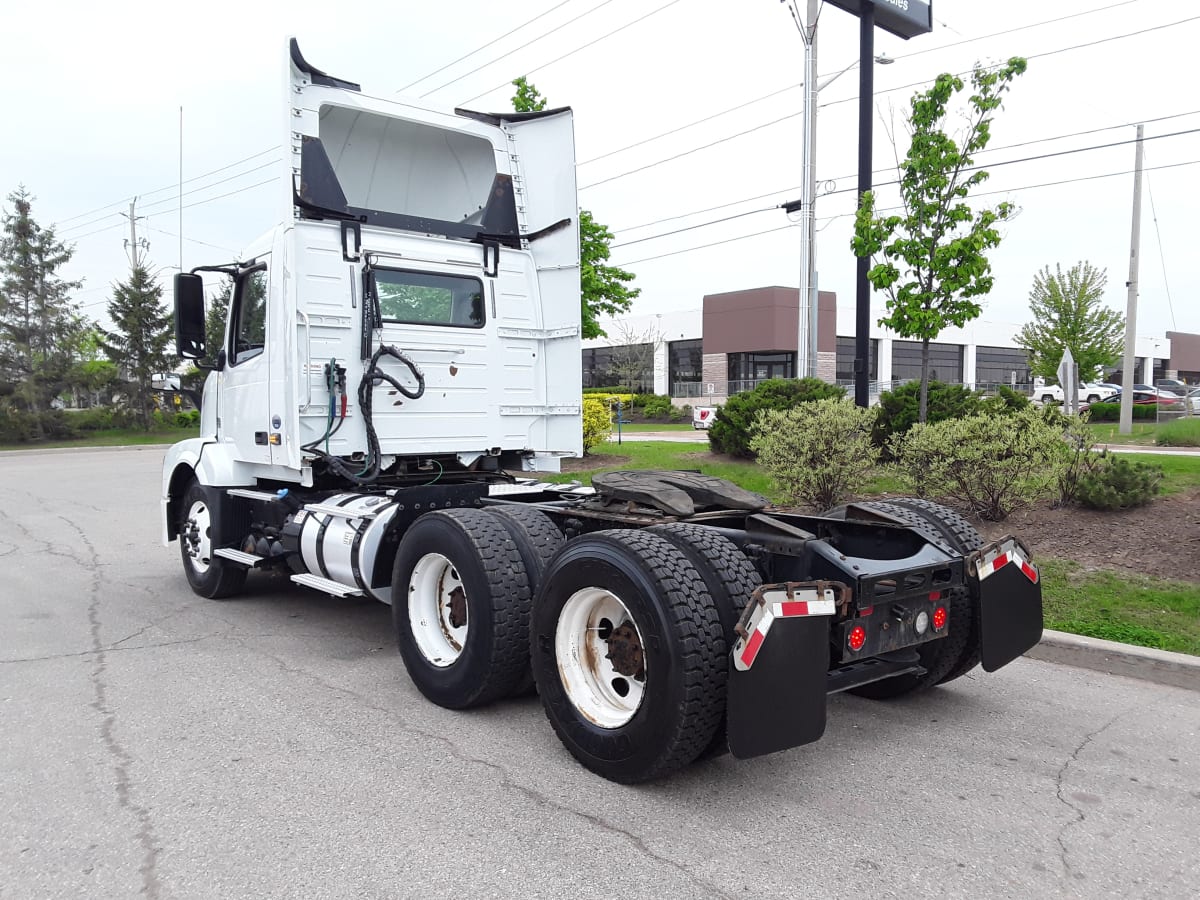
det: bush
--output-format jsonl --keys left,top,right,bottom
{"left": 1085, "top": 402, "right": 1157, "bottom": 422}
{"left": 70, "top": 406, "right": 137, "bottom": 431}
{"left": 1075, "top": 456, "right": 1162, "bottom": 510}
{"left": 174, "top": 410, "right": 201, "bottom": 428}
{"left": 642, "top": 396, "right": 673, "bottom": 419}
{"left": 581, "top": 397, "right": 613, "bottom": 455}
{"left": 891, "top": 405, "right": 1065, "bottom": 521}
{"left": 708, "top": 377, "right": 845, "bottom": 458}
{"left": 982, "top": 385, "right": 1031, "bottom": 414}
{"left": 751, "top": 399, "right": 879, "bottom": 510}
{"left": 873, "top": 380, "right": 982, "bottom": 454}
{"left": 0, "top": 409, "right": 80, "bottom": 443}
{"left": 1156, "top": 417, "right": 1200, "bottom": 447}
{"left": 1054, "top": 414, "right": 1105, "bottom": 506}
{"left": 667, "top": 404, "right": 685, "bottom": 423}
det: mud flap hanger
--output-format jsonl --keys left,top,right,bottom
{"left": 967, "top": 536, "right": 1043, "bottom": 672}
{"left": 725, "top": 582, "right": 847, "bottom": 759}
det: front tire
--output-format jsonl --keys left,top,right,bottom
{"left": 392, "top": 509, "right": 532, "bottom": 709}
{"left": 531, "top": 530, "right": 726, "bottom": 783}
{"left": 178, "top": 479, "right": 247, "bottom": 600}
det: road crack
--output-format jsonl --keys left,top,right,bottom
{"left": 57, "top": 514, "right": 163, "bottom": 899}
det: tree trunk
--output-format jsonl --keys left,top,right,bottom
{"left": 919, "top": 338, "right": 931, "bottom": 423}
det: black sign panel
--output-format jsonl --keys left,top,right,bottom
{"left": 824, "top": 0, "right": 933, "bottom": 40}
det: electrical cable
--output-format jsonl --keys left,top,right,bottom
{"left": 1142, "top": 153, "right": 1177, "bottom": 331}
{"left": 456, "top": 0, "right": 688, "bottom": 106}
{"left": 418, "top": 0, "right": 620, "bottom": 98}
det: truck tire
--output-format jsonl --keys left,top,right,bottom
{"left": 646, "top": 523, "right": 761, "bottom": 759}
{"left": 178, "top": 479, "right": 247, "bottom": 600}
{"left": 531, "top": 530, "right": 726, "bottom": 783}
{"left": 824, "top": 499, "right": 975, "bottom": 698}
{"left": 487, "top": 505, "right": 565, "bottom": 696}
{"left": 883, "top": 498, "right": 984, "bottom": 685}
{"left": 392, "top": 508, "right": 532, "bottom": 710}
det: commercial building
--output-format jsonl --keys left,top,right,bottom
{"left": 582, "top": 286, "right": 1191, "bottom": 403}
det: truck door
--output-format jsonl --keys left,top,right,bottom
{"left": 217, "top": 258, "right": 273, "bottom": 465}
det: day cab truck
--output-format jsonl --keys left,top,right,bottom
{"left": 162, "top": 41, "right": 1044, "bottom": 783}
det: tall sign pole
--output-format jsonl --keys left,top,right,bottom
{"left": 823, "top": 0, "right": 932, "bottom": 407}
{"left": 796, "top": 0, "right": 819, "bottom": 381}
{"left": 1119, "top": 123, "right": 1144, "bottom": 436}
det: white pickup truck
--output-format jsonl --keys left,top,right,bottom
{"left": 1033, "top": 383, "right": 1105, "bottom": 405}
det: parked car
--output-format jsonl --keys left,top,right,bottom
{"left": 1155, "top": 378, "right": 1190, "bottom": 396}
{"left": 1092, "top": 390, "right": 1179, "bottom": 408}
{"left": 693, "top": 406, "right": 717, "bottom": 430}
{"left": 1033, "top": 383, "right": 1106, "bottom": 404}
{"left": 1134, "top": 383, "right": 1181, "bottom": 399}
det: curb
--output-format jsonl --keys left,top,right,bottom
{"left": 1027, "top": 629, "right": 1200, "bottom": 692}
{"left": 0, "top": 443, "right": 174, "bottom": 458}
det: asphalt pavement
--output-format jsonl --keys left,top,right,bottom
{"left": 2, "top": 447, "right": 1198, "bottom": 899}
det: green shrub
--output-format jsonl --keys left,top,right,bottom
{"left": 1075, "top": 456, "right": 1162, "bottom": 510}
{"left": 667, "top": 404, "right": 685, "bottom": 423}
{"left": 891, "top": 405, "right": 1064, "bottom": 521}
{"left": 750, "top": 399, "right": 879, "bottom": 510}
{"left": 709, "top": 377, "right": 845, "bottom": 458}
{"left": 1085, "top": 402, "right": 1157, "bottom": 422}
{"left": 70, "top": 406, "right": 137, "bottom": 431}
{"left": 174, "top": 410, "right": 201, "bottom": 428}
{"left": 0, "top": 409, "right": 80, "bottom": 443}
{"left": 642, "top": 396, "right": 672, "bottom": 419}
{"left": 583, "top": 386, "right": 626, "bottom": 395}
{"left": 630, "top": 393, "right": 655, "bottom": 409}
{"left": 982, "top": 385, "right": 1031, "bottom": 414}
{"left": 1054, "top": 414, "right": 1105, "bottom": 506}
{"left": 873, "top": 380, "right": 982, "bottom": 455}
{"left": 1156, "top": 417, "right": 1200, "bottom": 447}
{"left": 581, "top": 397, "right": 613, "bottom": 455}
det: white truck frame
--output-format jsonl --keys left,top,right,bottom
{"left": 161, "top": 42, "right": 1043, "bottom": 783}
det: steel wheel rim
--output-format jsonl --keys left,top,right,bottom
{"left": 408, "top": 552, "right": 467, "bottom": 668}
{"left": 182, "top": 498, "right": 213, "bottom": 574}
{"left": 555, "top": 587, "right": 647, "bottom": 729}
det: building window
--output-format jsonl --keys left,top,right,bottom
{"left": 668, "top": 339, "right": 703, "bottom": 393}
{"left": 582, "top": 344, "right": 654, "bottom": 391}
{"left": 727, "top": 351, "right": 794, "bottom": 393}
{"left": 975, "top": 346, "right": 1030, "bottom": 387}
{"left": 891, "top": 340, "right": 964, "bottom": 383}
{"left": 835, "top": 337, "right": 878, "bottom": 382}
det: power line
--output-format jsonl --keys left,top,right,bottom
{"left": 613, "top": 156, "right": 1200, "bottom": 266}
{"left": 397, "top": 0, "right": 575, "bottom": 93}
{"left": 418, "top": 0, "right": 620, "bottom": 98}
{"left": 610, "top": 107, "right": 1200, "bottom": 235}
{"left": 141, "top": 223, "right": 241, "bottom": 255}
{"left": 457, "top": 0, "right": 688, "bottom": 106}
{"left": 579, "top": 0, "right": 1152, "bottom": 170}
{"left": 581, "top": 13, "right": 1200, "bottom": 191}
{"left": 54, "top": 146, "right": 280, "bottom": 227}
{"left": 1141, "top": 152, "right": 1177, "bottom": 331}
{"left": 610, "top": 206, "right": 776, "bottom": 249}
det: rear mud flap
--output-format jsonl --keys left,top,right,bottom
{"left": 968, "top": 537, "right": 1044, "bottom": 672}
{"left": 725, "top": 583, "right": 844, "bottom": 760}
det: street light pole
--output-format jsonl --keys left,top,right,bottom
{"left": 796, "top": 0, "right": 820, "bottom": 381}
{"left": 854, "top": 4, "right": 875, "bottom": 408}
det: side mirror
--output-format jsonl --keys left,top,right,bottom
{"left": 174, "top": 273, "right": 206, "bottom": 360}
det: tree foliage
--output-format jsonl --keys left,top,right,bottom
{"left": 0, "top": 186, "right": 83, "bottom": 423}
{"left": 853, "top": 58, "right": 1027, "bottom": 423}
{"left": 205, "top": 279, "right": 231, "bottom": 365}
{"left": 1015, "top": 262, "right": 1123, "bottom": 382}
{"left": 511, "top": 77, "right": 638, "bottom": 339}
{"left": 101, "top": 265, "right": 173, "bottom": 429}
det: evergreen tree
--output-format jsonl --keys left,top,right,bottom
{"left": 511, "top": 77, "right": 639, "bottom": 338}
{"left": 101, "top": 265, "right": 173, "bottom": 429}
{"left": 0, "top": 186, "right": 82, "bottom": 421}
{"left": 204, "top": 279, "right": 232, "bottom": 365}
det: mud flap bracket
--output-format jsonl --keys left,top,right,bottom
{"left": 968, "top": 536, "right": 1044, "bottom": 672}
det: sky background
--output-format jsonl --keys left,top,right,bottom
{"left": 2, "top": 0, "right": 1196, "bottom": 342}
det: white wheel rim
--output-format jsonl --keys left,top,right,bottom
{"left": 408, "top": 553, "right": 468, "bottom": 667}
{"left": 182, "top": 499, "right": 213, "bottom": 574}
{"left": 555, "top": 588, "right": 647, "bottom": 729}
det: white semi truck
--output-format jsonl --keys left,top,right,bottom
{"left": 162, "top": 42, "right": 1044, "bottom": 783}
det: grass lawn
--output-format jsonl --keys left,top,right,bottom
{"left": 0, "top": 426, "right": 198, "bottom": 451}
{"left": 1120, "top": 452, "right": 1200, "bottom": 496}
{"left": 1156, "top": 417, "right": 1200, "bottom": 447}
{"left": 1040, "top": 558, "right": 1200, "bottom": 656}
{"left": 1085, "top": 421, "right": 1160, "bottom": 445}
{"left": 613, "top": 422, "right": 695, "bottom": 432}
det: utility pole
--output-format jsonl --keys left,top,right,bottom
{"left": 796, "top": 0, "right": 819, "bottom": 382}
{"left": 122, "top": 198, "right": 148, "bottom": 270}
{"left": 1118, "top": 124, "right": 1144, "bottom": 436}
{"left": 853, "top": 4, "right": 875, "bottom": 408}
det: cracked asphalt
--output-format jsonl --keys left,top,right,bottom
{"left": 2, "top": 446, "right": 1198, "bottom": 899}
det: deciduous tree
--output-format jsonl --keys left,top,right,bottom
{"left": 512, "top": 77, "right": 639, "bottom": 339}
{"left": 853, "top": 58, "right": 1027, "bottom": 422}
{"left": 1015, "top": 262, "right": 1123, "bottom": 383}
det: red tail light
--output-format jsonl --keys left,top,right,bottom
{"left": 932, "top": 606, "right": 948, "bottom": 631}
{"left": 848, "top": 625, "right": 867, "bottom": 651}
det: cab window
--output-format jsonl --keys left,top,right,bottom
{"left": 375, "top": 269, "right": 484, "bottom": 328}
{"left": 230, "top": 264, "right": 268, "bottom": 365}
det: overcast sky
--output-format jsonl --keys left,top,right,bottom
{"left": 2, "top": 0, "right": 1196, "bottom": 343}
